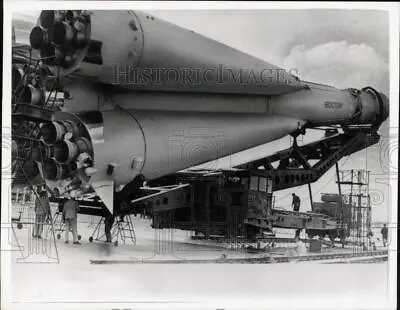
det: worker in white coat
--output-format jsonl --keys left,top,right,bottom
{"left": 294, "top": 236, "right": 307, "bottom": 256}
{"left": 62, "top": 193, "right": 81, "bottom": 245}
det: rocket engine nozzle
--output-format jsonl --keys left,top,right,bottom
{"left": 40, "top": 43, "right": 78, "bottom": 68}
{"left": 38, "top": 112, "right": 95, "bottom": 190}
{"left": 39, "top": 10, "right": 66, "bottom": 29}
{"left": 40, "top": 120, "right": 80, "bottom": 145}
{"left": 31, "top": 143, "right": 53, "bottom": 162}
{"left": 41, "top": 121, "right": 66, "bottom": 144}
{"left": 53, "top": 139, "right": 79, "bottom": 163}
{"left": 75, "top": 137, "right": 92, "bottom": 153}
{"left": 43, "top": 158, "right": 75, "bottom": 181}
{"left": 53, "top": 21, "right": 75, "bottom": 46}
{"left": 19, "top": 84, "right": 44, "bottom": 105}
{"left": 30, "top": 10, "right": 91, "bottom": 75}
{"left": 29, "top": 26, "right": 50, "bottom": 49}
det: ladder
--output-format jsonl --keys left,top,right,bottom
{"left": 12, "top": 195, "right": 60, "bottom": 263}
{"left": 50, "top": 210, "right": 82, "bottom": 241}
{"left": 89, "top": 217, "right": 105, "bottom": 242}
{"left": 89, "top": 215, "right": 136, "bottom": 246}
{"left": 112, "top": 216, "right": 136, "bottom": 246}
{"left": 50, "top": 211, "right": 65, "bottom": 239}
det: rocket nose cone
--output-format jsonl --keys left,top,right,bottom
{"left": 378, "top": 92, "right": 389, "bottom": 123}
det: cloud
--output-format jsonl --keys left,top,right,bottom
{"left": 281, "top": 10, "right": 389, "bottom": 63}
{"left": 283, "top": 41, "right": 389, "bottom": 94}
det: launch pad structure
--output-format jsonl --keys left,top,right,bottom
{"left": 11, "top": 166, "right": 378, "bottom": 260}
{"left": 336, "top": 169, "right": 373, "bottom": 252}
{"left": 37, "top": 165, "right": 375, "bottom": 252}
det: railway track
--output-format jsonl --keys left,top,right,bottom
{"left": 90, "top": 250, "right": 388, "bottom": 264}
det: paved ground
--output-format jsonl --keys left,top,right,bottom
{"left": 5, "top": 202, "right": 393, "bottom": 310}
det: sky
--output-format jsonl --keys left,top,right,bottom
{"left": 11, "top": 9, "right": 393, "bottom": 222}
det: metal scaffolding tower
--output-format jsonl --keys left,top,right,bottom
{"left": 336, "top": 169, "right": 372, "bottom": 253}
{"left": 11, "top": 42, "right": 64, "bottom": 263}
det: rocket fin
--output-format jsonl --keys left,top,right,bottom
{"left": 91, "top": 180, "right": 114, "bottom": 214}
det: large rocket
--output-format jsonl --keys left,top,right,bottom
{"left": 13, "top": 10, "right": 389, "bottom": 213}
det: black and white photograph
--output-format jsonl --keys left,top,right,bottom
{"left": 2, "top": 2, "right": 398, "bottom": 310}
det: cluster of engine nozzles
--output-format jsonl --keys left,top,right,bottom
{"left": 12, "top": 63, "right": 66, "bottom": 108}
{"left": 32, "top": 119, "right": 95, "bottom": 181}
{"left": 12, "top": 64, "right": 44, "bottom": 106}
{"left": 29, "top": 10, "right": 91, "bottom": 69}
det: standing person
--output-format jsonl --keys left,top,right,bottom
{"left": 104, "top": 190, "right": 126, "bottom": 243}
{"left": 294, "top": 236, "right": 307, "bottom": 256}
{"left": 104, "top": 211, "right": 115, "bottom": 243}
{"left": 381, "top": 224, "right": 388, "bottom": 247}
{"left": 34, "top": 190, "right": 51, "bottom": 239}
{"left": 63, "top": 194, "right": 81, "bottom": 245}
{"left": 292, "top": 193, "right": 301, "bottom": 212}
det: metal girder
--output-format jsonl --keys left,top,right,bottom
{"left": 235, "top": 131, "right": 380, "bottom": 191}
{"left": 270, "top": 209, "right": 337, "bottom": 230}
